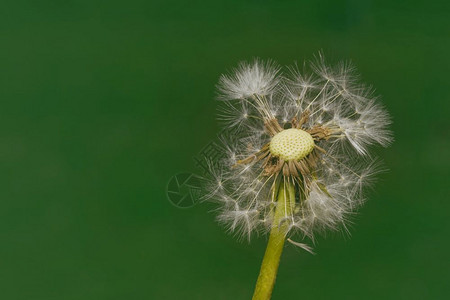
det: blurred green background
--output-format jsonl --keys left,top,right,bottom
{"left": 0, "top": 0, "right": 449, "bottom": 299}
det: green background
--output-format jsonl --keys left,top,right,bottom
{"left": 0, "top": 0, "right": 449, "bottom": 299}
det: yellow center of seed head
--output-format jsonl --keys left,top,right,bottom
{"left": 269, "top": 128, "right": 315, "bottom": 161}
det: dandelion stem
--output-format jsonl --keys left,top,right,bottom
{"left": 252, "top": 178, "right": 295, "bottom": 300}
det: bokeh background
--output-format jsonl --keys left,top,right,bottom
{"left": 1, "top": 0, "right": 449, "bottom": 299}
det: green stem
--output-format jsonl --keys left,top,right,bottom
{"left": 252, "top": 179, "right": 295, "bottom": 300}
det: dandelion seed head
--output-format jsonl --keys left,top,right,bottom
{"left": 198, "top": 53, "right": 392, "bottom": 243}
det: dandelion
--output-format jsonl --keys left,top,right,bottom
{"left": 196, "top": 54, "right": 392, "bottom": 299}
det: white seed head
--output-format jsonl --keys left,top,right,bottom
{"left": 269, "top": 129, "right": 315, "bottom": 161}
{"left": 197, "top": 54, "right": 392, "bottom": 243}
